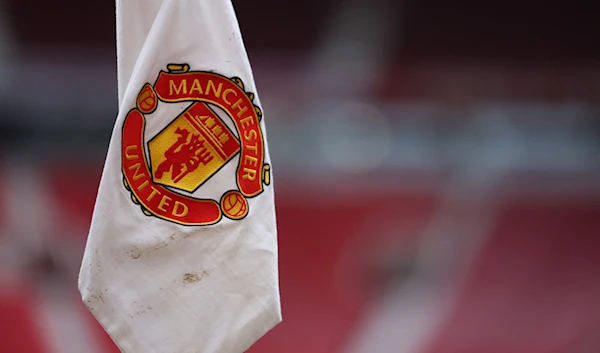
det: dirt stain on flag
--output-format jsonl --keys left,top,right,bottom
{"left": 127, "top": 234, "right": 180, "bottom": 260}
{"left": 183, "top": 271, "right": 209, "bottom": 284}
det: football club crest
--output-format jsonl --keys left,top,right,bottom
{"left": 121, "top": 64, "right": 270, "bottom": 225}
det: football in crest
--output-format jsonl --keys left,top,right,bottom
{"left": 137, "top": 83, "right": 158, "bottom": 114}
{"left": 221, "top": 191, "right": 249, "bottom": 220}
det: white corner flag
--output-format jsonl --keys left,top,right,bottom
{"left": 78, "top": 1, "right": 281, "bottom": 352}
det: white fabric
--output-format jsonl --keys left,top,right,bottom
{"left": 115, "top": 0, "right": 164, "bottom": 107}
{"left": 79, "top": 1, "right": 281, "bottom": 352}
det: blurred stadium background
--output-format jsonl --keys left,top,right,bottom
{"left": 1, "top": 1, "right": 600, "bottom": 352}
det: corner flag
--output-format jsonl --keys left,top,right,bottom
{"left": 78, "top": 1, "right": 281, "bottom": 352}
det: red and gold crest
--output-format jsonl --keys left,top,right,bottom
{"left": 121, "top": 64, "right": 270, "bottom": 225}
